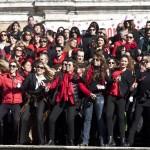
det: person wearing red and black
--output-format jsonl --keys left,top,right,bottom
{"left": 106, "top": 55, "right": 133, "bottom": 146}
{"left": 19, "top": 61, "right": 49, "bottom": 145}
{"left": 44, "top": 58, "right": 92, "bottom": 146}
{"left": 127, "top": 56, "right": 150, "bottom": 146}
{"left": 0, "top": 60, "right": 24, "bottom": 144}
{"left": 79, "top": 52, "right": 107, "bottom": 146}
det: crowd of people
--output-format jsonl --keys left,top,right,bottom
{"left": 0, "top": 16, "right": 150, "bottom": 147}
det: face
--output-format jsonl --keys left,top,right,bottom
{"left": 36, "top": 63, "right": 45, "bottom": 75}
{"left": 0, "top": 32, "right": 7, "bottom": 41}
{"left": 13, "top": 23, "right": 20, "bottom": 32}
{"left": 9, "top": 62, "right": 18, "bottom": 74}
{"left": 146, "top": 30, "right": 150, "bottom": 39}
{"left": 120, "top": 57, "right": 129, "bottom": 69}
{"left": 142, "top": 57, "right": 150, "bottom": 69}
{"left": 62, "top": 61, "right": 67, "bottom": 71}
{"left": 146, "top": 22, "right": 150, "bottom": 29}
{"left": 126, "top": 33, "right": 134, "bottom": 43}
{"left": 23, "top": 61, "right": 32, "bottom": 72}
{"left": 108, "top": 59, "right": 115, "bottom": 69}
{"left": 70, "top": 39, "right": 77, "bottom": 48}
{"left": 66, "top": 61, "right": 74, "bottom": 73}
{"left": 40, "top": 39, "right": 47, "bottom": 47}
{"left": 64, "top": 29, "right": 70, "bottom": 39}
{"left": 57, "top": 35, "right": 64, "bottom": 45}
{"left": 15, "top": 47, "right": 23, "bottom": 57}
{"left": 39, "top": 55, "right": 48, "bottom": 64}
{"left": 71, "top": 32, "right": 78, "bottom": 38}
{"left": 77, "top": 51, "right": 84, "bottom": 63}
{"left": 28, "top": 17, "right": 35, "bottom": 26}
{"left": 89, "top": 27, "right": 96, "bottom": 35}
{"left": 34, "top": 35, "right": 41, "bottom": 43}
{"left": 93, "top": 56, "right": 101, "bottom": 67}
{"left": 24, "top": 32, "right": 32, "bottom": 41}
{"left": 10, "top": 36, "right": 17, "bottom": 44}
{"left": 34, "top": 25, "right": 41, "bottom": 34}
{"left": 55, "top": 47, "right": 63, "bottom": 57}
{"left": 98, "top": 37, "right": 105, "bottom": 47}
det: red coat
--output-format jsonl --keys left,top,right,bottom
{"left": 0, "top": 73, "right": 24, "bottom": 104}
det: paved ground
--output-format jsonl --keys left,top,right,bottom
{"left": 0, "top": 145, "right": 150, "bottom": 150}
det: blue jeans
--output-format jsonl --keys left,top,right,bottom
{"left": 82, "top": 94, "right": 104, "bottom": 144}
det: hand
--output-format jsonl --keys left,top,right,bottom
{"left": 129, "top": 96, "right": 134, "bottom": 103}
{"left": 16, "top": 82, "right": 21, "bottom": 88}
{"left": 90, "top": 93, "right": 96, "bottom": 100}
{"left": 115, "top": 76, "right": 121, "bottom": 82}
{"left": 96, "top": 84, "right": 105, "bottom": 90}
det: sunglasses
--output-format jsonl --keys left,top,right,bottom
{"left": 93, "top": 58, "right": 100, "bottom": 61}
{"left": 56, "top": 50, "right": 62, "bottom": 53}
{"left": 37, "top": 65, "right": 45, "bottom": 69}
{"left": 9, "top": 64, "right": 17, "bottom": 68}
{"left": 108, "top": 61, "right": 115, "bottom": 64}
{"left": 1, "top": 34, "right": 7, "bottom": 36}
{"left": 40, "top": 40, "right": 47, "bottom": 43}
{"left": 127, "top": 36, "right": 133, "bottom": 39}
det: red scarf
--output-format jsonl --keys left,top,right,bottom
{"left": 109, "top": 70, "right": 123, "bottom": 96}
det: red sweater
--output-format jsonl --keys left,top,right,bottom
{"left": 0, "top": 73, "right": 24, "bottom": 104}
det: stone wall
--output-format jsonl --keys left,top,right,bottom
{"left": 0, "top": 0, "right": 150, "bottom": 31}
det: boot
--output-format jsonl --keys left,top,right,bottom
{"left": 120, "top": 137, "right": 127, "bottom": 146}
{"left": 47, "top": 139, "right": 55, "bottom": 145}
{"left": 99, "top": 136, "right": 105, "bottom": 146}
{"left": 107, "top": 136, "right": 116, "bottom": 146}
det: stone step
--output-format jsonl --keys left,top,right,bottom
{"left": 0, "top": 145, "right": 150, "bottom": 150}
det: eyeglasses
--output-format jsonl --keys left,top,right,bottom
{"left": 37, "top": 65, "right": 45, "bottom": 69}
{"left": 9, "top": 64, "right": 17, "bottom": 68}
{"left": 56, "top": 50, "right": 61, "bottom": 53}
{"left": 63, "top": 63, "right": 67, "bottom": 66}
{"left": 93, "top": 58, "right": 100, "bottom": 61}
{"left": 1, "top": 34, "right": 7, "bottom": 36}
{"left": 108, "top": 61, "right": 114, "bottom": 64}
{"left": 127, "top": 36, "right": 133, "bottom": 39}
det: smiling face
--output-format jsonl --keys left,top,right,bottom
{"left": 77, "top": 51, "right": 84, "bottom": 63}
{"left": 120, "top": 56, "right": 129, "bottom": 69}
{"left": 9, "top": 62, "right": 18, "bottom": 74}
{"left": 36, "top": 62, "right": 45, "bottom": 75}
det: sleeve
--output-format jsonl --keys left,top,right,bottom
{"left": 21, "top": 74, "right": 31, "bottom": 91}
{"left": 78, "top": 82, "right": 91, "bottom": 97}
{"left": 47, "top": 76, "right": 59, "bottom": 90}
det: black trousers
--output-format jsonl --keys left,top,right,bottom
{"left": 0, "top": 104, "right": 21, "bottom": 144}
{"left": 106, "top": 95, "right": 126, "bottom": 139}
{"left": 48, "top": 103, "right": 76, "bottom": 142}
{"left": 19, "top": 100, "right": 46, "bottom": 144}
{"left": 127, "top": 103, "right": 145, "bottom": 145}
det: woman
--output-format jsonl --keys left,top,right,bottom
{"left": 127, "top": 55, "right": 150, "bottom": 146}
{"left": 106, "top": 55, "right": 133, "bottom": 146}
{"left": 0, "top": 60, "right": 24, "bottom": 144}
{"left": 79, "top": 52, "right": 107, "bottom": 146}
{"left": 20, "top": 61, "right": 49, "bottom": 145}
{"left": 7, "top": 21, "right": 22, "bottom": 40}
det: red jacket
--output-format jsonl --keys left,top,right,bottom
{"left": 0, "top": 73, "right": 24, "bottom": 104}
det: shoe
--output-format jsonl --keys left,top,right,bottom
{"left": 99, "top": 137, "right": 105, "bottom": 146}
{"left": 107, "top": 136, "right": 116, "bottom": 146}
{"left": 47, "top": 139, "right": 55, "bottom": 145}
{"left": 79, "top": 143, "right": 88, "bottom": 146}
{"left": 67, "top": 139, "right": 74, "bottom": 146}
{"left": 120, "top": 138, "right": 127, "bottom": 146}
